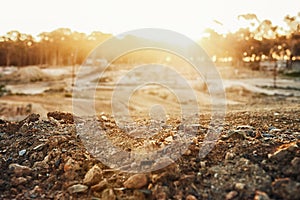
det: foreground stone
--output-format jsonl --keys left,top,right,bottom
{"left": 8, "top": 163, "right": 32, "bottom": 176}
{"left": 67, "top": 184, "right": 88, "bottom": 194}
{"left": 83, "top": 165, "right": 103, "bottom": 186}
{"left": 124, "top": 174, "right": 148, "bottom": 189}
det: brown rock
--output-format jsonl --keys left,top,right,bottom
{"left": 155, "top": 191, "right": 167, "bottom": 200}
{"left": 272, "top": 178, "right": 300, "bottom": 200}
{"left": 29, "top": 185, "right": 43, "bottom": 197}
{"left": 268, "top": 142, "right": 298, "bottom": 161}
{"left": 225, "top": 152, "right": 235, "bottom": 161}
{"left": 287, "top": 144, "right": 298, "bottom": 152}
{"left": 174, "top": 191, "right": 183, "bottom": 200}
{"left": 32, "top": 160, "right": 49, "bottom": 170}
{"left": 152, "top": 185, "right": 169, "bottom": 200}
{"left": 151, "top": 173, "right": 167, "bottom": 184}
{"left": 124, "top": 174, "right": 148, "bottom": 189}
{"left": 18, "top": 113, "right": 40, "bottom": 127}
{"left": 225, "top": 190, "right": 238, "bottom": 200}
{"left": 64, "top": 158, "right": 80, "bottom": 172}
{"left": 47, "top": 111, "right": 74, "bottom": 124}
{"left": 101, "top": 188, "right": 116, "bottom": 200}
{"left": 186, "top": 194, "right": 197, "bottom": 200}
{"left": 9, "top": 163, "right": 32, "bottom": 176}
{"left": 183, "top": 149, "right": 192, "bottom": 156}
{"left": 291, "top": 157, "right": 300, "bottom": 167}
{"left": 254, "top": 190, "right": 270, "bottom": 200}
{"left": 11, "top": 177, "right": 27, "bottom": 186}
{"left": 132, "top": 190, "right": 146, "bottom": 200}
{"left": 268, "top": 148, "right": 289, "bottom": 161}
{"left": 83, "top": 165, "right": 103, "bottom": 186}
{"left": 91, "top": 179, "right": 108, "bottom": 192}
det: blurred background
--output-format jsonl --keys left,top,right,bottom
{"left": 0, "top": 0, "right": 299, "bottom": 120}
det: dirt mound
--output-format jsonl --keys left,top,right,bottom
{"left": 0, "top": 109, "right": 299, "bottom": 199}
{"left": 0, "top": 66, "right": 54, "bottom": 84}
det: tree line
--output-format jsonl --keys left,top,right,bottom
{"left": 0, "top": 13, "right": 300, "bottom": 67}
{"left": 200, "top": 13, "right": 300, "bottom": 67}
{"left": 0, "top": 28, "right": 112, "bottom": 66}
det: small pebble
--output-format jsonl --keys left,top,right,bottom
{"left": 9, "top": 163, "right": 32, "bottom": 176}
{"left": 291, "top": 157, "right": 300, "bottom": 167}
{"left": 67, "top": 184, "right": 88, "bottom": 194}
{"left": 225, "top": 152, "right": 235, "bottom": 160}
{"left": 101, "top": 115, "right": 108, "bottom": 121}
{"left": 234, "top": 182, "right": 245, "bottom": 190}
{"left": 124, "top": 174, "right": 148, "bottom": 189}
{"left": 18, "top": 149, "right": 26, "bottom": 156}
{"left": 33, "top": 144, "right": 45, "bottom": 151}
{"left": 83, "top": 165, "right": 103, "bottom": 186}
{"left": 29, "top": 185, "right": 42, "bottom": 197}
{"left": 101, "top": 188, "right": 116, "bottom": 200}
{"left": 200, "top": 161, "right": 206, "bottom": 168}
{"left": 165, "top": 136, "right": 173, "bottom": 142}
{"left": 186, "top": 194, "right": 197, "bottom": 200}
{"left": 269, "top": 128, "right": 281, "bottom": 134}
{"left": 64, "top": 157, "right": 80, "bottom": 172}
{"left": 254, "top": 190, "right": 270, "bottom": 200}
{"left": 132, "top": 190, "right": 146, "bottom": 199}
{"left": 11, "top": 177, "right": 27, "bottom": 186}
{"left": 183, "top": 149, "right": 192, "bottom": 156}
{"left": 268, "top": 148, "right": 289, "bottom": 161}
{"left": 91, "top": 179, "right": 108, "bottom": 191}
{"left": 226, "top": 190, "right": 238, "bottom": 200}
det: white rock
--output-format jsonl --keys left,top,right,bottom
{"left": 67, "top": 184, "right": 88, "bottom": 194}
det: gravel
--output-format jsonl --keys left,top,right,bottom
{"left": 0, "top": 108, "right": 299, "bottom": 199}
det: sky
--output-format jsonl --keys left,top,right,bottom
{"left": 0, "top": 0, "right": 299, "bottom": 40}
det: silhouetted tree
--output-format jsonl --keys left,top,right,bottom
{"left": 1, "top": 14, "right": 300, "bottom": 68}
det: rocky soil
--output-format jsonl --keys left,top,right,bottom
{"left": 0, "top": 108, "right": 300, "bottom": 200}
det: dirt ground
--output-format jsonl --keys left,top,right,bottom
{"left": 0, "top": 65, "right": 300, "bottom": 199}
